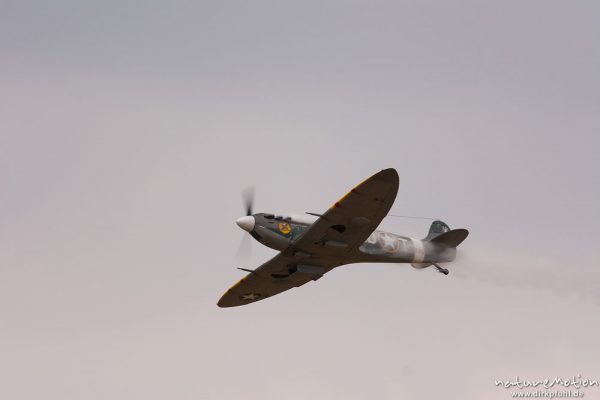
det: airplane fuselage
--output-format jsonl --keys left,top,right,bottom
{"left": 240, "top": 213, "right": 456, "bottom": 266}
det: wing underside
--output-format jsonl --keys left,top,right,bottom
{"left": 217, "top": 254, "right": 334, "bottom": 307}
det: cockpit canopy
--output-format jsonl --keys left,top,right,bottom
{"left": 263, "top": 214, "right": 292, "bottom": 222}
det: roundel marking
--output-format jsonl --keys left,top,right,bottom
{"left": 240, "top": 293, "right": 261, "bottom": 301}
{"left": 278, "top": 222, "right": 292, "bottom": 234}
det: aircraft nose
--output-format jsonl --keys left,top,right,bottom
{"left": 236, "top": 216, "right": 255, "bottom": 232}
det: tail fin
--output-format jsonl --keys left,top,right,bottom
{"left": 424, "top": 220, "right": 451, "bottom": 241}
{"left": 424, "top": 220, "right": 469, "bottom": 247}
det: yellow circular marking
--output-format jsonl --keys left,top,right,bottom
{"left": 278, "top": 222, "right": 292, "bottom": 234}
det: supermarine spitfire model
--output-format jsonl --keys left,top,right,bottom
{"left": 218, "top": 168, "right": 468, "bottom": 307}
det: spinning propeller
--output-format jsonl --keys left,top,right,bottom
{"left": 242, "top": 187, "right": 254, "bottom": 217}
{"left": 236, "top": 187, "right": 255, "bottom": 260}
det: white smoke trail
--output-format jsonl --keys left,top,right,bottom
{"left": 452, "top": 246, "right": 600, "bottom": 304}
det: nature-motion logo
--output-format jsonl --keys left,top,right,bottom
{"left": 494, "top": 375, "right": 599, "bottom": 398}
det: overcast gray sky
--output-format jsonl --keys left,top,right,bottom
{"left": 2, "top": 1, "right": 600, "bottom": 399}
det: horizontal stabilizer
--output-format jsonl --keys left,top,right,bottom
{"left": 428, "top": 229, "right": 469, "bottom": 247}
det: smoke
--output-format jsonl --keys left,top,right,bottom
{"left": 451, "top": 246, "right": 600, "bottom": 304}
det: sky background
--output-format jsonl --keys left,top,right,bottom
{"left": 1, "top": 1, "right": 600, "bottom": 399}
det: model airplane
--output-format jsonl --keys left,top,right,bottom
{"left": 218, "top": 168, "right": 468, "bottom": 307}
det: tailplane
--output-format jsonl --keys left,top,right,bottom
{"left": 429, "top": 229, "right": 469, "bottom": 247}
